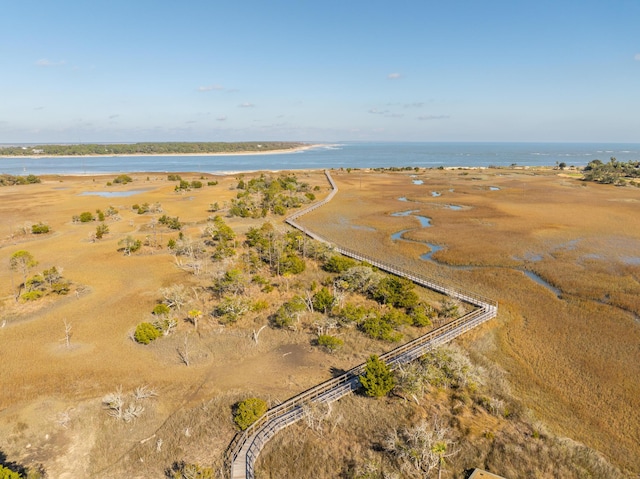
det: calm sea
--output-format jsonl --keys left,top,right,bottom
{"left": 1, "top": 142, "right": 638, "bottom": 175}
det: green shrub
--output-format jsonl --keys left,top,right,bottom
{"left": 317, "top": 334, "right": 344, "bottom": 352}
{"left": 175, "top": 180, "right": 190, "bottom": 191}
{"left": 167, "top": 461, "right": 213, "bottom": 479}
{"left": 272, "top": 204, "right": 286, "bottom": 216}
{"left": 360, "top": 313, "right": 403, "bottom": 342}
{"left": 51, "top": 281, "right": 71, "bottom": 295}
{"left": 359, "top": 355, "right": 395, "bottom": 397}
{"left": 95, "top": 223, "right": 109, "bottom": 239}
{"left": 159, "top": 215, "right": 182, "bottom": 230}
{"left": 152, "top": 304, "right": 171, "bottom": 316}
{"left": 25, "top": 274, "right": 45, "bottom": 291}
{"left": 21, "top": 290, "right": 44, "bottom": 301}
{"left": 31, "top": 222, "right": 50, "bottom": 234}
{"left": 278, "top": 254, "right": 306, "bottom": 275}
{"left": 113, "top": 174, "right": 133, "bottom": 184}
{"left": 0, "top": 465, "right": 22, "bottom": 479}
{"left": 136, "top": 202, "right": 150, "bottom": 214}
{"left": 312, "top": 287, "right": 335, "bottom": 313}
{"left": 134, "top": 322, "right": 161, "bottom": 344}
{"left": 271, "top": 297, "right": 306, "bottom": 329}
{"left": 190, "top": 180, "right": 203, "bottom": 189}
{"left": 79, "top": 211, "right": 95, "bottom": 223}
{"left": 234, "top": 397, "right": 268, "bottom": 430}
{"left": 323, "top": 255, "right": 357, "bottom": 273}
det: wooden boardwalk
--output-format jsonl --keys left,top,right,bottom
{"left": 226, "top": 171, "right": 498, "bottom": 479}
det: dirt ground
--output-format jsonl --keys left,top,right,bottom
{"left": 1, "top": 167, "right": 639, "bottom": 476}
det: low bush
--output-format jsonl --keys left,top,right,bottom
{"left": 79, "top": 211, "right": 95, "bottom": 223}
{"left": 234, "top": 397, "right": 268, "bottom": 430}
{"left": 21, "top": 290, "right": 44, "bottom": 301}
{"left": 31, "top": 222, "right": 50, "bottom": 234}
{"left": 134, "top": 322, "right": 161, "bottom": 344}
{"left": 113, "top": 174, "right": 133, "bottom": 184}
{"left": 317, "top": 334, "right": 344, "bottom": 352}
{"left": 51, "top": 281, "right": 71, "bottom": 295}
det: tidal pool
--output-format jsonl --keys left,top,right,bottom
{"left": 521, "top": 270, "right": 561, "bottom": 297}
{"left": 391, "top": 210, "right": 432, "bottom": 227}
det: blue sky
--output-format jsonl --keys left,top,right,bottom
{"left": 1, "top": 0, "right": 639, "bottom": 143}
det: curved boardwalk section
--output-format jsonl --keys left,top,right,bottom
{"left": 226, "top": 171, "right": 497, "bottom": 479}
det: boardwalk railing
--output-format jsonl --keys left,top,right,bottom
{"left": 226, "top": 171, "right": 498, "bottom": 479}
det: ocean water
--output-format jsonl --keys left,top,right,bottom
{"left": 1, "top": 142, "right": 638, "bottom": 175}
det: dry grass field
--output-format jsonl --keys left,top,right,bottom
{"left": 0, "top": 167, "right": 639, "bottom": 478}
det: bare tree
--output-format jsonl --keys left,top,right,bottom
{"left": 160, "top": 284, "right": 189, "bottom": 311}
{"left": 252, "top": 325, "right": 268, "bottom": 345}
{"left": 102, "top": 386, "right": 125, "bottom": 420}
{"left": 62, "top": 319, "right": 72, "bottom": 349}
{"left": 384, "top": 415, "right": 457, "bottom": 478}
{"left": 177, "top": 334, "right": 191, "bottom": 366}
{"left": 302, "top": 401, "right": 332, "bottom": 436}
{"left": 133, "top": 385, "right": 158, "bottom": 401}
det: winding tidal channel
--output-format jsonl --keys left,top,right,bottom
{"left": 390, "top": 196, "right": 562, "bottom": 297}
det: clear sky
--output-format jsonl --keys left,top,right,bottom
{"left": 2, "top": 0, "right": 639, "bottom": 143}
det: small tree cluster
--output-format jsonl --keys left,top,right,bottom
{"left": 229, "top": 173, "right": 312, "bottom": 218}
{"left": 271, "top": 296, "right": 306, "bottom": 329}
{"left": 202, "top": 215, "right": 236, "bottom": 260}
{"left": 245, "top": 222, "right": 307, "bottom": 276}
{"left": 159, "top": 214, "right": 182, "bottom": 230}
{"left": 0, "top": 173, "right": 41, "bottom": 186}
{"left": 118, "top": 236, "right": 142, "bottom": 255}
{"left": 10, "top": 251, "right": 70, "bottom": 301}
{"left": 583, "top": 157, "right": 640, "bottom": 185}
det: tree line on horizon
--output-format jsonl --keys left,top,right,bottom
{"left": 0, "top": 141, "right": 305, "bottom": 157}
{"left": 582, "top": 157, "right": 640, "bottom": 185}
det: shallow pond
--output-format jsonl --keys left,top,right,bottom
{"left": 79, "top": 189, "right": 148, "bottom": 198}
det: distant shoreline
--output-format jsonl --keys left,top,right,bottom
{"left": 0, "top": 143, "right": 325, "bottom": 159}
